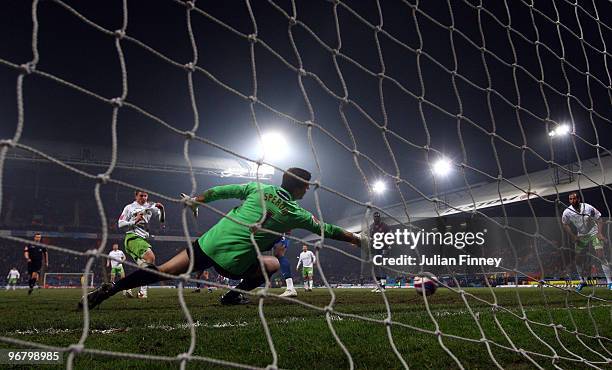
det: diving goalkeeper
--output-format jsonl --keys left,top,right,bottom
{"left": 81, "top": 167, "right": 361, "bottom": 308}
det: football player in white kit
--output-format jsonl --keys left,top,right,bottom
{"left": 118, "top": 190, "right": 165, "bottom": 298}
{"left": 108, "top": 243, "right": 133, "bottom": 297}
{"left": 296, "top": 245, "right": 316, "bottom": 291}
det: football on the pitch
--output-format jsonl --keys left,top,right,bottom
{"left": 414, "top": 276, "right": 438, "bottom": 296}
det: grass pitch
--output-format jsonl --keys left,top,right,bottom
{"left": 0, "top": 287, "right": 610, "bottom": 369}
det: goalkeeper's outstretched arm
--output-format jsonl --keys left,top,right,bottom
{"left": 189, "top": 183, "right": 251, "bottom": 204}
{"left": 297, "top": 212, "right": 361, "bottom": 246}
{"left": 337, "top": 230, "right": 361, "bottom": 245}
{"left": 181, "top": 183, "right": 252, "bottom": 218}
{"left": 182, "top": 183, "right": 362, "bottom": 246}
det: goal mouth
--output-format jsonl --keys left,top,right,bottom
{"left": 43, "top": 273, "right": 94, "bottom": 289}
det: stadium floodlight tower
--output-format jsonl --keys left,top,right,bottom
{"left": 548, "top": 123, "right": 574, "bottom": 184}
{"left": 432, "top": 157, "right": 453, "bottom": 211}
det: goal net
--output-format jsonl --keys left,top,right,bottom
{"left": 43, "top": 273, "right": 94, "bottom": 289}
{"left": 0, "top": 0, "right": 610, "bottom": 368}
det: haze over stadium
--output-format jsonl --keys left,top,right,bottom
{"left": 0, "top": 0, "right": 611, "bottom": 369}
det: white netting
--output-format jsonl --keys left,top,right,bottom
{"left": 0, "top": 0, "right": 611, "bottom": 368}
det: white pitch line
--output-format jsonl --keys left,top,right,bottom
{"left": 3, "top": 305, "right": 607, "bottom": 336}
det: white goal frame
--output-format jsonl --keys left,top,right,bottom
{"left": 43, "top": 273, "right": 94, "bottom": 288}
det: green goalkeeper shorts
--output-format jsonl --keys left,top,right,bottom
{"left": 111, "top": 266, "right": 125, "bottom": 276}
{"left": 302, "top": 266, "right": 314, "bottom": 278}
{"left": 576, "top": 234, "right": 604, "bottom": 251}
{"left": 8, "top": 278, "right": 17, "bottom": 284}
{"left": 124, "top": 233, "right": 152, "bottom": 265}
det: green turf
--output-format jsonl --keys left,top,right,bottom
{"left": 0, "top": 287, "right": 610, "bottom": 369}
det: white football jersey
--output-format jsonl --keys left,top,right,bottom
{"left": 297, "top": 251, "right": 316, "bottom": 268}
{"left": 562, "top": 203, "right": 601, "bottom": 237}
{"left": 118, "top": 201, "right": 161, "bottom": 239}
{"left": 108, "top": 250, "right": 126, "bottom": 268}
{"left": 7, "top": 269, "right": 20, "bottom": 279}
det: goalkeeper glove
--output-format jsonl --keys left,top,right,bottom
{"left": 180, "top": 193, "right": 199, "bottom": 218}
{"left": 357, "top": 232, "right": 370, "bottom": 248}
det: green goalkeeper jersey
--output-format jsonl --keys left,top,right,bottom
{"left": 197, "top": 182, "right": 345, "bottom": 275}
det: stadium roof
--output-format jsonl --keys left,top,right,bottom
{"left": 6, "top": 139, "right": 273, "bottom": 179}
{"left": 337, "top": 155, "right": 612, "bottom": 232}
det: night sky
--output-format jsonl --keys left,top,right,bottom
{"left": 1, "top": 0, "right": 611, "bottom": 223}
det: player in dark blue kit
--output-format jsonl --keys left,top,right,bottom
{"left": 274, "top": 233, "right": 297, "bottom": 297}
{"left": 23, "top": 233, "right": 48, "bottom": 295}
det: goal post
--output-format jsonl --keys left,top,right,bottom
{"left": 43, "top": 273, "right": 94, "bottom": 289}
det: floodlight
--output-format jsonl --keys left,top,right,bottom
{"left": 548, "top": 124, "right": 571, "bottom": 137}
{"left": 433, "top": 158, "right": 452, "bottom": 177}
{"left": 372, "top": 180, "right": 386, "bottom": 194}
{"left": 256, "top": 132, "right": 288, "bottom": 161}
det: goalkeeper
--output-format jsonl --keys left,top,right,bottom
{"left": 81, "top": 168, "right": 361, "bottom": 308}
